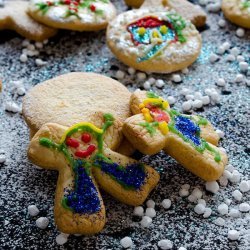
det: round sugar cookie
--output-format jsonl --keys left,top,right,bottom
{"left": 23, "top": 72, "right": 132, "bottom": 139}
{"left": 107, "top": 9, "right": 202, "bottom": 74}
{"left": 222, "top": 0, "right": 250, "bottom": 28}
{"left": 28, "top": 0, "right": 116, "bottom": 31}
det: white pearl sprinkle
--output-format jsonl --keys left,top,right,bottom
{"left": 158, "top": 239, "right": 173, "bottom": 250}
{"left": 128, "top": 67, "right": 136, "bottom": 75}
{"left": 222, "top": 42, "right": 231, "bottom": 50}
{"left": 218, "top": 203, "right": 228, "bottom": 215}
{"left": 180, "top": 88, "right": 191, "bottom": 95}
{"left": 213, "top": 217, "right": 225, "bottom": 226}
{"left": 0, "top": 154, "right": 7, "bottom": 163}
{"left": 237, "top": 55, "right": 245, "bottom": 62}
{"left": 232, "top": 190, "right": 243, "bottom": 201}
{"left": 133, "top": 206, "right": 144, "bottom": 217}
{"left": 137, "top": 72, "right": 147, "bottom": 81}
{"left": 198, "top": 199, "right": 206, "bottom": 206}
{"left": 206, "top": 3, "right": 221, "bottom": 12}
{"left": 188, "top": 194, "right": 197, "bottom": 203}
{"left": 20, "top": 54, "right": 28, "bottom": 63}
{"left": 35, "top": 42, "right": 44, "bottom": 49}
{"left": 172, "top": 74, "right": 182, "bottom": 83}
{"left": 155, "top": 79, "right": 165, "bottom": 88}
{"left": 22, "top": 39, "right": 30, "bottom": 47}
{"left": 203, "top": 208, "right": 212, "bottom": 218}
{"left": 239, "top": 180, "right": 250, "bottom": 193}
{"left": 209, "top": 53, "right": 219, "bottom": 63}
{"left": 27, "top": 44, "right": 35, "bottom": 51}
{"left": 148, "top": 77, "right": 155, "bottom": 84}
{"left": 179, "top": 189, "right": 189, "bottom": 197}
{"left": 116, "top": 70, "right": 125, "bottom": 79}
{"left": 219, "top": 175, "right": 228, "bottom": 187}
{"left": 225, "top": 164, "right": 234, "bottom": 172}
{"left": 181, "top": 68, "right": 189, "bottom": 74}
{"left": 236, "top": 28, "right": 245, "bottom": 37}
{"left": 17, "top": 87, "right": 26, "bottom": 96}
{"left": 167, "top": 96, "right": 176, "bottom": 105}
{"left": 226, "top": 54, "right": 235, "bottom": 62}
{"left": 161, "top": 199, "right": 171, "bottom": 209}
{"left": 218, "top": 19, "right": 226, "bottom": 28}
{"left": 223, "top": 170, "right": 232, "bottom": 179}
{"left": 181, "top": 184, "right": 190, "bottom": 190}
{"left": 28, "top": 205, "right": 39, "bottom": 217}
{"left": 239, "top": 62, "right": 248, "bottom": 72}
{"left": 185, "top": 94, "right": 194, "bottom": 100}
{"left": 231, "top": 47, "right": 240, "bottom": 56}
{"left": 216, "top": 129, "right": 225, "bottom": 139}
{"left": 178, "top": 247, "right": 187, "bottom": 250}
{"left": 192, "top": 99, "right": 203, "bottom": 109}
{"left": 5, "top": 101, "right": 21, "bottom": 113}
{"left": 205, "top": 181, "right": 219, "bottom": 194}
{"left": 201, "top": 96, "right": 210, "bottom": 105}
{"left": 146, "top": 199, "right": 155, "bottom": 208}
{"left": 217, "top": 45, "right": 226, "bottom": 55}
{"left": 239, "top": 203, "right": 250, "bottom": 212}
{"left": 224, "top": 198, "right": 232, "bottom": 206}
{"left": 143, "top": 81, "right": 151, "bottom": 90}
{"left": 182, "top": 101, "right": 192, "bottom": 112}
{"left": 194, "top": 204, "right": 206, "bottom": 215}
{"left": 194, "top": 92, "right": 202, "bottom": 100}
{"left": 35, "top": 59, "right": 47, "bottom": 67}
{"left": 228, "top": 230, "right": 240, "bottom": 241}
{"left": 36, "top": 217, "right": 49, "bottom": 229}
{"left": 56, "top": 233, "right": 69, "bottom": 245}
{"left": 229, "top": 170, "right": 241, "bottom": 183}
{"left": 120, "top": 237, "right": 133, "bottom": 248}
{"left": 228, "top": 208, "right": 241, "bottom": 218}
{"left": 191, "top": 188, "right": 203, "bottom": 199}
{"left": 140, "top": 216, "right": 152, "bottom": 228}
{"left": 217, "top": 78, "right": 226, "bottom": 87}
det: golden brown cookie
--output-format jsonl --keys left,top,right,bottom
{"left": 28, "top": 0, "right": 117, "bottom": 31}
{"left": 28, "top": 114, "right": 159, "bottom": 234}
{"left": 0, "top": 1, "right": 57, "bottom": 41}
{"left": 125, "top": 0, "right": 207, "bottom": 27}
{"left": 107, "top": 9, "right": 201, "bottom": 73}
{"left": 222, "top": 0, "right": 250, "bottom": 28}
{"left": 122, "top": 90, "right": 228, "bottom": 181}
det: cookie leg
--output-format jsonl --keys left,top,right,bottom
{"left": 93, "top": 148, "right": 160, "bottom": 206}
{"left": 28, "top": 123, "right": 106, "bottom": 234}
{"left": 164, "top": 133, "right": 228, "bottom": 181}
{"left": 116, "top": 138, "right": 136, "bottom": 156}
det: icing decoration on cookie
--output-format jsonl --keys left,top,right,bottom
{"left": 127, "top": 14, "right": 187, "bottom": 62}
{"left": 138, "top": 92, "right": 221, "bottom": 162}
{"left": 39, "top": 114, "right": 147, "bottom": 214}
{"left": 35, "top": 0, "right": 110, "bottom": 18}
{"left": 242, "top": 0, "right": 250, "bottom": 8}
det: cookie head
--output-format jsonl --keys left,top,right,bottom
{"left": 107, "top": 9, "right": 201, "bottom": 73}
{"left": 28, "top": 0, "right": 117, "bottom": 31}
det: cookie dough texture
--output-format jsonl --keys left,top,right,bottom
{"left": 107, "top": 9, "right": 202, "bottom": 74}
{"left": 222, "top": 0, "right": 250, "bottom": 28}
{"left": 0, "top": 1, "right": 57, "bottom": 41}
{"left": 28, "top": 0, "right": 117, "bottom": 31}
{"left": 125, "top": 0, "right": 207, "bottom": 27}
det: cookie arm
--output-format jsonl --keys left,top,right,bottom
{"left": 164, "top": 133, "right": 228, "bottom": 181}
{"left": 123, "top": 114, "right": 166, "bottom": 155}
{"left": 93, "top": 148, "right": 159, "bottom": 206}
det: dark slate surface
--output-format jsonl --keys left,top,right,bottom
{"left": 0, "top": 0, "right": 249, "bottom": 249}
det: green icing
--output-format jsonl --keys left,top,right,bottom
{"left": 146, "top": 91, "right": 159, "bottom": 98}
{"left": 196, "top": 116, "right": 208, "bottom": 126}
{"left": 243, "top": 0, "right": 250, "bottom": 8}
{"left": 139, "top": 121, "right": 159, "bottom": 136}
{"left": 166, "top": 13, "right": 187, "bottom": 43}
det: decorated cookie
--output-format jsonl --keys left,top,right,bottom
{"left": 28, "top": 113, "right": 159, "bottom": 234}
{"left": 28, "top": 0, "right": 116, "bottom": 31}
{"left": 123, "top": 90, "right": 228, "bottom": 181}
{"left": 0, "top": 1, "right": 57, "bottom": 41}
{"left": 222, "top": 0, "right": 250, "bottom": 28}
{"left": 22, "top": 72, "right": 135, "bottom": 155}
{"left": 107, "top": 9, "right": 201, "bottom": 73}
{"left": 125, "top": 0, "right": 207, "bottom": 27}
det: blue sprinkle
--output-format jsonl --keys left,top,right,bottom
{"left": 65, "top": 160, "right": 101, "bottom": 214}
{"left": 94, "top": 160, "right": 146, "bottom": 190}
{"left": 175, "top": 116, "right": 201, "bottom": 146}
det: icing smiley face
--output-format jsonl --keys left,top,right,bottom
{"left": 107, "top": 9, "right": 202, "bottom": 73}
{"left": 28, "top": 0, "right": 117, "bottom": 31}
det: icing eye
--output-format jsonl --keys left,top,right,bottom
{"left": 81, "top": 133, "right": 91, "bottom": 143}
{"left": 66, "top": 138, "right": 80, "bottom": 148}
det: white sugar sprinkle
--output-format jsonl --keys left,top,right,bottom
{"left": 161, "top": 199, "right": 171, "bottom": 209}
{"left": 203, "top": 208, "right": 212, "bottom": 218}
{"left": 158, "top": 239, "right": 173, "bottom": 249}
{"left": 140, "top": 216, "right": 152, "bottom": 228}
{"left": 194, "top": 204, "right": 206, "bottom": 215}
{"left": 145, "top": 208, "right": 156, "bottom": 218}
{"left": 133, "top": 206, "right": 144, "bottom": 217}
{"left": 239, "top": 180, "right": 250, "bottom": 193}
{"left": 232, "top": 190, "right": 243, "bottom": 201}
{"left": 228, "top": 230, "right": 240, "bottom": 241}
{"left": 28, "top": 205, "right": 39, "bottom": 217}
{"left": 146, "top": 199, "right": 155, "bottom": 208}
{"left": 213, "top": 217, "right": 225, "bottom": 226}
{"left": 218, "top": 203, "right": 228, "bottom": 215}
{"left": 36, "top": 217, "right": 49, "bottom": 229}
{"left": 205, "top": 181, "right": 219, "bottom": 194}
{"left": 239, "top": 203, "right": 250, "bottom": 212}
{"left": 120, "top": 236, "right": 133, "bottom": 248}
{"left": 228, "top": 208, "right": 241, "bottom": 218}
{"left": 56, "top": 233, "right": 69, "bottom": 245}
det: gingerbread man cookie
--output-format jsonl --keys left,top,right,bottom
{"left": 28, "top": 0, "right": 116, "bottom": 31}
{"left": 125, "top": 0, "right": 207, "bottom": 27}
{"left": 222, "top": 0, "right": 250, "bottom": 28}
{"left": 28, "top": 113, "right": 159, "bottom": 234}
{"left": 107, "top": 8, "right": 201, "bottom": 73}
{"left": 0, "top": 1, "right": 57, "bottom": 41}
{"left": 123, "top": 90, "right": 228, "bottom": 181}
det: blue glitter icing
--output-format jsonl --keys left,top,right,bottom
{"left": 174, "top": 116, "right": 201, "bottom": 146}
{"left": 64, "top": 160, "right": 101, "bottom": 214}
{"left": 94, "top": 159, "right": 146, "bottom": 190}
